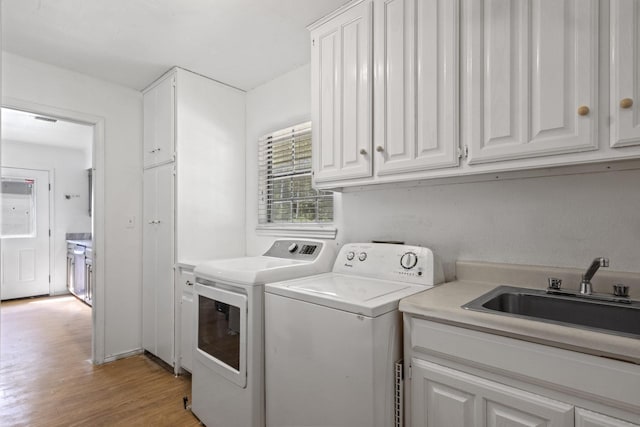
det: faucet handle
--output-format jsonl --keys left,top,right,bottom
{"left": 613, "top": 284, "right": 629, "bottom": 298}
{"left": 547, "top": 277, "right": 562, "bottom": 290}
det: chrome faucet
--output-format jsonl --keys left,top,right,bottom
{"left": 579, "top": 257, "right": 609, "bottom": 295}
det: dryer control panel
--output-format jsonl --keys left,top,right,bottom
{"left": 334, "top": 243, "right": 444, "bottom": 286}
{"left": 263, "top": 239, "right": 325, "bottom": 260}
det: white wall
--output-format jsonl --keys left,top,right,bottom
{"left": 245, "top": 65, "right": 640, "bottom": 279}
{"left": 245, "top": 64, "right": 344, "bottom": 254}
{"left": 2, "top": 52, "right": 143, "bottom": 360}
{"left": 2, "top": 140, "right": 92, "bottom": 294}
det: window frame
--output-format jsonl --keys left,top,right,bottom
{"left": 256, "top": 121, "right": 336, "bottom": 239}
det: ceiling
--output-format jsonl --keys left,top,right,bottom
{"left": 2, "top": 0, "right": 349, "bottom": 92}
{"left": 1, "top": 108, "right": 93, "bottom": 151}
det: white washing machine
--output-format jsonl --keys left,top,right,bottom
{"left": 192, "top": 239, "right": 336, "bottom": 427}
{"left": 265, "top": 242, "right": 444, "bottom": 427}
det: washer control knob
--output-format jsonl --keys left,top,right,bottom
{"left": 346, "top": 251, "right": 355, "bottom": 261}
{"left": 288, "top": 243, "right": 298, "bottom": 253}
{"left": 400, "top": 252, "right": 418, "bottom": 270}
{"left": 358, "top": 252, "right": 367, "bottom": 261}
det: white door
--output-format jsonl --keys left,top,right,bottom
{"left": 374, "top": 0, "right": 460, "bottom": 176}
{"left": 411, "top": 358, "right": 574, "bottom": 427}
{"left": 311, "top": 0, "right": 373, "bottom": 183}
{"left": 142, "top": 163, "right": 175, "bottom": 366}
{"left": 143, "top": 73, "right": 175, "bottom": 168}
{"left": 610, "top": 0, "right": 640, "bottom": 148}
{"left": 464, "top": 0, "right": 599, "bottom": 164}
{"left": 575, "top": 408, "right": 639, "bottom": 427}
{"left": 1, "top": 168, "right": 51, "bottom": 300}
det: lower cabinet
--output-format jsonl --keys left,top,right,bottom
{"left": 177, "top": 266, "right": 195, "bottom": 373}
{"left": 404, "top": 317, "right": 640, "bottom": 427}
{"left": 411, "top": 358, "right": 574, "bottom": 427}
{"left": 575, "top": 409, "right": 639, "bottom": 427}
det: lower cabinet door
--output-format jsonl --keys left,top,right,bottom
{"left": 575, "top": 408, "right": 640, "bottom": 427}
{"left": 180, "top": 291, "right": 194, "bottom": 373}
{"left": 411, "top": 358, "right": 574, "bottom": 427}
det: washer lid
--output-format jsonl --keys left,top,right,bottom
{"left": 265, "top": 273, "right": 432, "bottom": 317}
{"left": 195, "top": 256, "right": 311, "bottom": 285}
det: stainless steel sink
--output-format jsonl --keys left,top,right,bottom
{"left": 462, "top": 286, "right": 640, "bottom": 339}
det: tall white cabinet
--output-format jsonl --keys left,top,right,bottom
{"left": 142, "top": 67, "right": 245, "bottom": 369}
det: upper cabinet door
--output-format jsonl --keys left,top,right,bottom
{"left": 143, "top": 74, "right": 175, "bottom": 168}
{"left": 610, "top": 0, "right": 640, "bottom": 148}
{"left": 374, "top": 0, "right": 460, "bottom": 176}
{"left": 463, "top": 0, "right": 599, "bottom": 164}
{"left": 311, "top": 0, "right": 373, "bottom": 183}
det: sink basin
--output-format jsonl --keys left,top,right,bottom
{"left": 462, "top": 286, "right": 640, "bottom": 339}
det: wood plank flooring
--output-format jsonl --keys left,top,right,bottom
{"left": 0, "top": 296, "right": 201, "bottom": 426}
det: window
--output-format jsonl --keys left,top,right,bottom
{"left": 1, "top": 177, "right": 37, "bottom": 238}
{"left": 258, "top": 122, "right": 333, "bottom": 225}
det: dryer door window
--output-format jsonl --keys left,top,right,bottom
{"left": 195, "top": 283, "right": 247, "bottom": 388}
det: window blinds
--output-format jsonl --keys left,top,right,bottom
{"left": 258, "top": 122, "right": 333, "bottom": 224}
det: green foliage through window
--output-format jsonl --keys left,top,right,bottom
{"left": 258, "top": 122, "right": 333, "bottom": 224}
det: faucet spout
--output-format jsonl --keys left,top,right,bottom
{"left": 580, "top": 257, "right": 609, "bottom": 295}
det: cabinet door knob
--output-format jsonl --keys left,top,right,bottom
{"left": 620, "top": 98, "right": 634, "bottom": 109}
{"left": 359, "top": 148, "right": 367, "bottom": 155}
{"left": 186, "top": 280, "right": 194, "bottom": 286}
{"left": 376, "top": 146, "right": 384, "bottom": 153}
{"left": 577, "top": 106, "right": 590, "bottom": 116}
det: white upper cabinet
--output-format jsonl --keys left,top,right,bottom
{"left": 374, "top": 0, "right": 460, "bottom": 176}
{"left": 610, "top": 0, "right": 640, "bottom": 148}
{"left": 310, "top": 0, "right": 373, "bottom": 183}
{"left": 143, "top": 74, "right": 175, "bottom": 168}
{"left": 463, "top": 0, "right": 599, "bottom": 164}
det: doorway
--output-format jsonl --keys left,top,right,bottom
{"left": 1, "top": 101, "right": 104, "bottom": 364}
{"left": 1, "top": 167, "right": 51, "bottom": 299}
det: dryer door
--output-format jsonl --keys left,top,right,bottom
{"left": 194, "top": 282, "right": 247, "bottom": 388}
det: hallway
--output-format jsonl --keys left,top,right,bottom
{"left": 0, "top": 296, "right": 200, "bottom": 426}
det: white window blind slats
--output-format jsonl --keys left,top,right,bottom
{"left": 258, "top": 122, "right": 333, "bottom": 224}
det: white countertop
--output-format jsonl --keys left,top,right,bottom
{"left": 399, "top": 261, "right": 640, "bottom": 365}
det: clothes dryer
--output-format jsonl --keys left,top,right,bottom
{"left": 192, "top": 239, "right": 336, "bottom": 427}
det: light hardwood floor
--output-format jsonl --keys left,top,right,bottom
{"left": 0, "top": 296, "right": 201, "bottom": 426}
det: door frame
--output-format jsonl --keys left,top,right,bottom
{"left": 1, "top": 166, "right": 53, "bottom": 298}
{"left": 2, "top": 97, "right": 106, "bottom": 365}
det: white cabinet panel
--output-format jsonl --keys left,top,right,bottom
{"left": 179, "top": 268, "right": 194, "bottom": 373}
{"left": 311, "top": 0, "right": 373, "bottom": 183}
{"left": 411, "top": 358, "right": 574, "bottom": 427}
{"left": 416, "top": 378, "right": 475, "bottom": 427}
{"left": 374, "top": 0, "right": 459, "bottom": 176}
{"left": 610, "top": 0, "right": 640, "bottom": 147}
{"left": 575, "top": 408, "right": 639, "bottom": 427}
{"left": 464, "top": 0, "right": 599, "bottom": 164}
{"left": 143, "top": 75, "right": 175, "bottom": 168}
{"left": 142, "top": 163, "right": 175, "bottom": 366}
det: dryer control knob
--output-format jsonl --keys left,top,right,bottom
{"left": 358, "top": 252, "right": 367, "bottom": 261}
{"left": 400, "top": 252, "right": 418, "bottom": 269}
{"left": 288, "top": 243, "right": 298, "bottom": 253}
{"left": 346, "top": 251, "right": 355, "bottom": 261}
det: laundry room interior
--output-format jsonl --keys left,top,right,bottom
{"left": 1, "top": 1, "right": 639, "bottom": 426}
